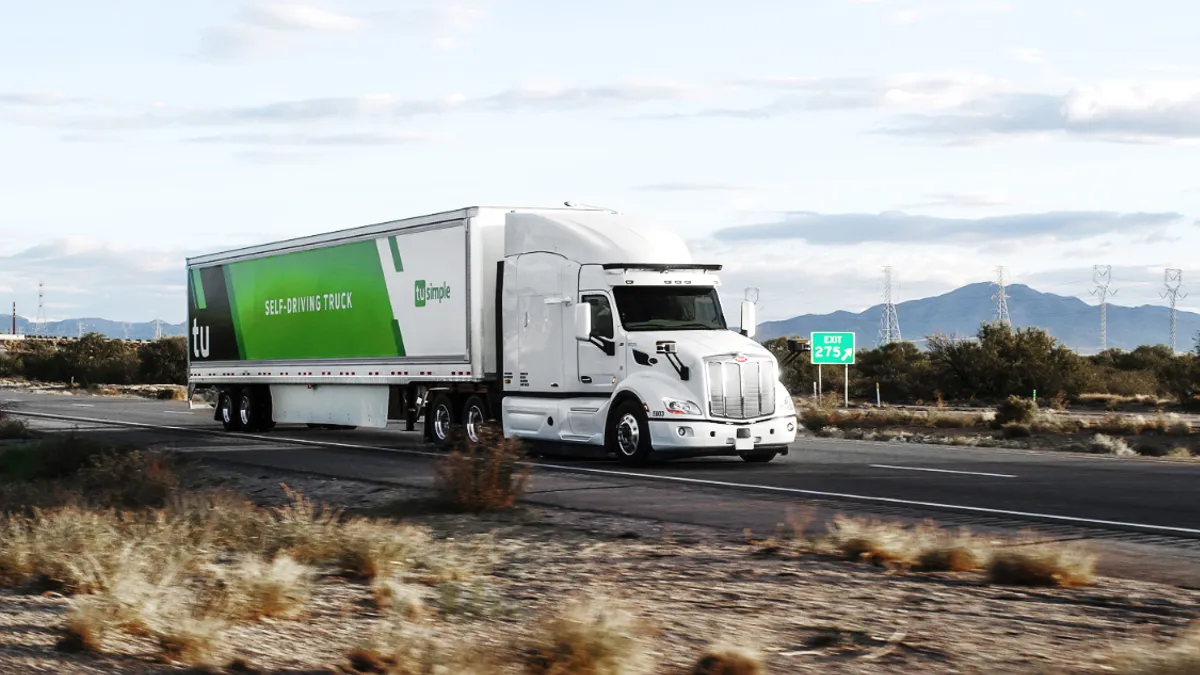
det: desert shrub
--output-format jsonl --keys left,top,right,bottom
{"left": 1106, "top": 624, "right": 1200, "bottom": 674}
{"left": 799, "top": 407, "right": 839, "bottom": 432}
{"left": 0, "top": 435, "right": 129, "bottom": 483}
{"left": 1135, "top": 443, "right": 1169, "bottom": 458}
{"left": 995, "top": 396, "right": 1038, "bottom": 425}
{"left": 986, "top": 545, "right": 1096, "bottom": 587}
{"left": 137, "top": 337, "right": 188, "bottom": 386}
{"left": 1097, "top": 414, "right": 1145, "bottom": 436}
{"left": 525, "top": 598, "right": 649, "bottom": 675}
{"left": 434, "top": 429, "right": 530, "bottom": 513}
{"left": 692, "top": 645, "right": 764, "bottom": 675}
{"left": 1001, "top": 423, "right": 1033, "bottom": 439}
{"left": 206, "top": 555, "right": 314, "bottom": 621}
{"left": 928, "top": 324, "right": 1088, "bottom": 402}
{"left": 1169, "top": 447, "right": 1194, "bottom": 459}
{"left": 852, "top": 341, "right": 938, "bottom": 403}
{"left": 1089, "top": 434, "right": 1135, "bottom": 456}
{"left": 79, "top": 450, "right": 180, "bottom": 509}
{"left": 0, "top": 408, "right": 34, "bottom": 440}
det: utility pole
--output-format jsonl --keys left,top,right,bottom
{"left": 10, "top": 302, "right": 15, "bottom": 336}
{"left": 877, "top": 266, "right": 902, "bottom": 346}
{"left": 77, "top": 320, "right": 83, "bottom": 339}
{"left": 154, "top": 319, "right": 163, "bottom": 340}
{"left": 1162, "top": 269, "right": 1187, "bottom": 353}
{"left": 1090, "top": 265, "right": 1117, "bottom": 351}
{"left": 34, "top": 282, "right": 46, "bottom": 336}
{"left": 993, "top": 266, "right": 1011, "bottom": 327}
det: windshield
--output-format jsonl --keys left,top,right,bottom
{"left": 611, "top": 285, "right": 727, "bottom": 332}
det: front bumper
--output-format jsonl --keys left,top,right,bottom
{"left": 648, "top": 414, "right": 798, "bottom": 454}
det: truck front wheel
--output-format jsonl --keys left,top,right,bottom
{"left": 610, "top": 400, "right": 653, "bottom": 465}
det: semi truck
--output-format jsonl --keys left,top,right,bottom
{"left": 186, "top": 205, "right": 799, "bottom": 464}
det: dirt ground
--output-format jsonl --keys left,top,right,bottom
{"left": 0, "top": 460, "right": 1196, "bottom": 674}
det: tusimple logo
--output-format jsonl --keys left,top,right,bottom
{"left": 414, "top": 280, "right": 451, "bottom": 307}
{"left": 191, "top": 319, "right": 210, "bottom": 359}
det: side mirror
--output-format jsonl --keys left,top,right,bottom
{"left": 574, "top": 303, "right": 592, "bottom": 342}
{"left": 740, "top": 300, "right": 757, "bottom": 339}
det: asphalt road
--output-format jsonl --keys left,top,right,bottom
{"left": 3, "top": 388, "right": 1200, "bottom": 535}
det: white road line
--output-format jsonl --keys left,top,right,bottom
{"left": 70, "top": 404, "right": 95, "bottom": 408}
{"left": 161, "top": 411, "right": 195, "bottom": 415}
{"left": 6, "top": 408, "right": 1200, "bottom": 538}
{"left": 870, "top": 464, "right": 1016, "bottom": 479}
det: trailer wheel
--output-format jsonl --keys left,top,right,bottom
{"left": 428, "top": 393, "right": 455, "bottom": 447}
{"left": 462, "top": 395, "right": 490, "bottom": 444}
{"left": 219, "top": 389, "right": 242, "bottom": 432}
{"left": 237, "top": 388, "right": 267, "bottom": 433}
{"left": 610, "top": 399, "right": 653, "bottom": 466}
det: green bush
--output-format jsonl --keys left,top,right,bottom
{"left": 1001, "top": 423, "right": 1033, "bottom": 439}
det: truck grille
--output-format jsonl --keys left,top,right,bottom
{"left": 707, "top": 358, "right": 776, "bottom": 420}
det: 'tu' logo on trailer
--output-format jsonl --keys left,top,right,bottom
{"left": 192, "top": 319, "right": 210, "bottom": 359}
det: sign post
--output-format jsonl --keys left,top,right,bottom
{"left": 811, "top": 332, "right": 856, "bottom": 407}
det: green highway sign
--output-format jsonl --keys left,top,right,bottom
{"left": 810, "top": 332, "right": 856, "bottom": 365}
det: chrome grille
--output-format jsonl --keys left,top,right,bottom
{"left": 707, "top": 358, "right": 776, "bottom": 419}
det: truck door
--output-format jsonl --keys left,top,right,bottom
{"left": 577, "top": 293, "right": 618, "bottom": 394}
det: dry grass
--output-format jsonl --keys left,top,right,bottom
{"left": 1098, "top": 414, "right": 1147, "bottom": 436}
{"left": 1169, "top": 447, "right": 1194, "bottom": 459}
{"left": 691, "top": 645, "right": 764, "bottom": 675}
{"left": 986, "top": 545, "right": 1097, "bottom": 587}
{"left": 1106, "top": 624, "right": 1200, "bottom": 674}
{"left": 157, "top": 614, "right": 228, "bottom": 667}
{"left": 525, "top": 598, "right": 650, "bottom": 675}
{"left": 1166, "top": 417, "right": 1194, "bottom": 437}
{"left": 372, "top": 577, "right": 428, "bottom": 621}
{"left": 208, "top": 555, "right": 315, "bottom": 621}
{"left": 824, "top": 516, "right": 988, "bottom": 571}
{"left": 434, "top": 429, "right": 531, "bottom": 513}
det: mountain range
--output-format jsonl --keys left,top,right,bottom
{"left": 757, "top": 282, "right": 1200, "bottom": 354}
{"left": 3, "top": 282, "right": 1198, "bottom": 353}
{"left": 4, "top": 316, "right": 186, "bottom": 341}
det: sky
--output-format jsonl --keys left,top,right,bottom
{"left": 2, "top": 0, "right": 1200, "bottom": 328}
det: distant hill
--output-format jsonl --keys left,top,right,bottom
{"left": 757, "top": 282, "right": 1200, "bottom": 354}
{"left": 4, "top": 316, "right": 185, "bottom": 341}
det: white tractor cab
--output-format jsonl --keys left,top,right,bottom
{"left": 498, "top": 208, "right": 798, "bottom": 464}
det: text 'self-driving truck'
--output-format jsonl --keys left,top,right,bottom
{"left": 186, "top": 205, "right": 798, "bottom": 464}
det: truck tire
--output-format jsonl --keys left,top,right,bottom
{"left": 219, "top": 389, "right": 242, "bottom": 432}
{"left": 237, "top": 388, "right": 268, "bottom": 433}
{"left": 610, "top": 400, "right": 653, "bottom": 466}
{"left": 740, "top": 451, "right": 778, "bottom": 463}
{"left": 428, "top": 393, "right": 455, "bottom": 447}
{"left": 462, "top": 395, "right": 489, "bottom": 444}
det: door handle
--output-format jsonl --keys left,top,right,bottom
{"left": 580, "top": 376, "right": 592, "bottom": 384}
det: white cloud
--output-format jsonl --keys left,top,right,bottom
{"left": 1011, "top": 47, "right": 1045, "bottom": 64}
{"left": 885, "top": 79, "right": 1200, "bottom": 145}
{"left": 634, "top": 182, "right": 760, "bottom": 192}
{"left": 185, "top": 131, "right": 440, "bottom": 146}
{"left": 901, "top": 192, "right": 1010, "bottom": 208}
{"left": 201, "top": 2, "right": 369, "bottom": 59}
{"left": 892, "top": 8, "right": 921, "bottom": 23}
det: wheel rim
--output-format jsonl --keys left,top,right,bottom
{"left": 616, "top": 413, "right": 640, "bottom": 456}
{"left": 434, "top": 403, "right": 452, "bottom": 442}
{"left": 222, "top": 400, "right": 232, "bottom": 424}
{"left": 465, "top": 405, "right": 484, "bottom": 443}
{"left": 239, "top": 397, "right": 251, "bottom": 427}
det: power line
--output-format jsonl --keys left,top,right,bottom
{"left": 877, "top": 266, "right": 902, "bottom": 346}
{"left": 1090, "top": 265, "right": 1118, "bottom": 351}
{"left": 992, "top": 266, "right": 1011, "bottom": 327}
{"left": 1162, "top": 268, "right": 1187, "bottom": 353}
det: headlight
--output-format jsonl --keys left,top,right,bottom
{"left": 663, "top": 398, "right": 702, "bottom": 416}
{"left": 781, "top": 394, "right": 796, "bottom": 413}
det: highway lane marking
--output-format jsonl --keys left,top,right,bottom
{"left": 70, "top": 404, "right": 95, "bottom": 408}
{"left": 870, "top": 464, "right": 1016, "bottom": 479}
{"left": 7, "top": 408, "right": 1200, "bottom": 538}
{"left": 161, "top": 411, "right": 195, "bottom": 415}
